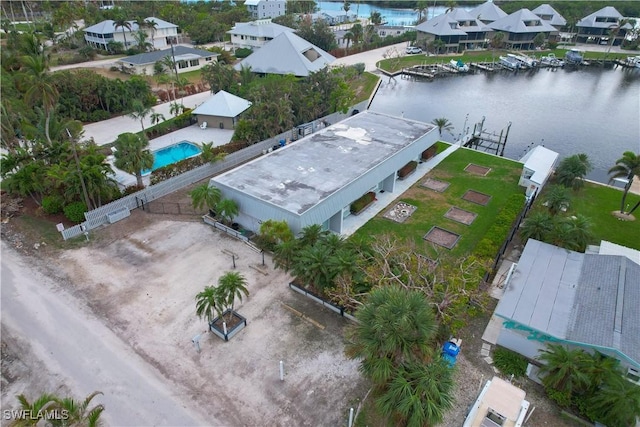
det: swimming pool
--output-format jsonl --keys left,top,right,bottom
{"left": 142, "top": 141, "right": 201, "bottom": 175}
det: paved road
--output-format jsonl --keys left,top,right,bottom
{"left": 0, "top": 243, "right": 210, "bottom": 426}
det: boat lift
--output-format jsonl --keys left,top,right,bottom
{"left": 461, "top": 116, "right": 512, "bottom": 157}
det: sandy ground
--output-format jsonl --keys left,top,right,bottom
{"left": 34, "top": 213, "right": 369, "bottom": 426}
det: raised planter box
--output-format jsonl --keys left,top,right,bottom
{"left": 209, "top": 309, "right": 247, "bottom": 341}
{"left": 421, "top": 145, "right": 438, "bottom": 161}
{"left": 350, "top": 191, "right": 376, "bottom": 215}
{"left": 398, "top": 160, "right": 418, "bottom": 180}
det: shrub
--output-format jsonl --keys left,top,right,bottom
{"left": 398, "top": 160, "right": 418, "bottom": 178}
{"left": 121, "top": 185, "right": 144, "bottom": 196}
{"left": 473, "top": 194, "right": 525, "bottom": 259}
{"left": 234, "top": 47, "right": 253, "bottom": 58}
{"left": 351, "top": 192, "right": 376, "bottom": 214}
{"left": 42, "top": 195, "right": 64, "bottom": 215}
{"left": 63, "top": 201, "right": 88, "bottom": 223}
{"left": 493, "top": 346, "right": 528, "bottom": 378}
{"left": 90, "top": 110, "right": 111, "bottom": 122}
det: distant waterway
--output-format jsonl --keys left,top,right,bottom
{"left": 369, "top": 66, "right": 640, "bottom": 184}
{"left": 317, "top": 1, "right": 449, "bottom": 26}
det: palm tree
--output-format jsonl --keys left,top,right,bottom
{"left": 13, "top": 391, "right": 104, "bottom": 427}
{"left": 564, "top": 214, "right": 594, "bottom": 252}
{"left": 127, "top": 101, "right": 152, "bottom": 134}
{"left": 538, "top": 344, "right": 591, "bottom": 398}
{"left": 113, "top": 15, "right": 132, "bottom": 50}
{"left": 543, "top": 185, "right": 570, "bottom": 216}
{"left": 189, "top": 183, "right": 222, "bottom": 213}
{"left": 145, "top": 18, "right": 159, "bottom": 48}
{"left": 216, "top": 198, "right": 239, "bottom": 225}
{"left": 298, "top": 224, "right": 328, "bottom": 247}
{"left": 520, "top": 211, "right": 554, "bottom": 242}
{"left": 217, "top": 271, "right": 249, "bottom": 318}
{"left": 555, "top": 153, "right": 592, "bottom": 191}
{"left": 343, "top": 31, "right": 353, "bottom": 52}
{"left": 413, "top": 0, "right": 428, "bottom": 24}
{"left": 195, "top": 286, "right": 222, "bottom": 324}
{"left": 431, "top": 117, "right": 453, "bottom": 137}
{"left": 292, "top": 244, "right": 335, "bottom": 291}
{"left": 376, "top": 359, "right": 454, "bottom": 427}
{"left": 587, "top": 373, "right": 640, "bottom": 427}
{"left": 150, "top": 112, "right": 165, "bottom": 126}
{"left": 113, "top": 132, "right": 154, "bottom": 188}
{"left": 350, "top": 23, "right": 363, "bottom": 45}
{"left": 346, "top": 285, "right": 438, "bottom": 384}
{"left": 198, "top": 142, "right": 226, "bottom": 164}
{"left": 12, "top": 393, "right": 58, "bottom": 426}
{"left": 608, "top": 151, "right": 640, "bottom": 214}
{"left": 369, "top": 11, "right": 383, "bottom": 25}
{"left": 490, "top": 31, "right": 505, "bottom": 61}
{"left": 169, "top": 102, "right": 183, "bottom": 117}
{"left": 21, "top": 54, "right": 58, "bottom": 145}
{"left": 273, "top": 239, "right": 299, "bottom": 272}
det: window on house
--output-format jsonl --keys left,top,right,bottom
{"left": 178, "top": 60, "right": 188, "bottom": 69}
{"left": 205, "top": 57, "right": 212, "bottom": 61}
{"left": 628, "top": 367, "right": 640, "bottom": 384}
{"left": 190, "top": 59, "right": 199, "bottom": 67}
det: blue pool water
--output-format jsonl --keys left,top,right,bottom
{"left": 142, "top": 141, "right": 201, "bottom": 175}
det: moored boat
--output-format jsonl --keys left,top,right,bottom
{"left": 540, "top": 53, "right": 564, "bottom": 68}
{"left": 499, "top": 55, "right": 520, "bottom": 71}
{"left": 449, "top": 59, "right": 470, "bottom": 72}
{"left": 507, "top": 53, "right": 539, "bottom": 68}
{"left": 565, "top": 48, "right": 585, "bottom": 65}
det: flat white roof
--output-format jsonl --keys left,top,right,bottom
{"left": 520, "top": 145, "right": 559, "bottom": 185}
{"left": 213, "top": 111, "right": 435, "bottom": 215}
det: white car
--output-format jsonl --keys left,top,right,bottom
{"left": 406, "top": 46, "right": 423, "bottom": 54}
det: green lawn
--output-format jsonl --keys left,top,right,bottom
{"left": 353, "top": 148, "right": 524, "bottom": 257}
{"left": 352, "top": 71, "right": 380, "bottom": 104}
{"left": 533, "top": 182, "right": 640, "bottom": 250}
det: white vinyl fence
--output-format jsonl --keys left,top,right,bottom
{"left": 61, "top": 102, "right": 368, "bottom": 240}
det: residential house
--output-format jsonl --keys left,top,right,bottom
{"left": 415, "top": 8, "right": 491, "bottom": 54}
{"left": 531, "top": 4, "right": 567, "bottom": 32}
{"left": 245, "top": 0, "right": 286, "bottom": 20}
{"left": 488, "top": 9, "right": 559, "bottom": 50}
{"left": 116, "top": 46, "right": 217, "bottom": 75}
{"left": 233, "top": 31, "right": 335, "bottom": 77}
{"left": 376, "top": 25, "right": 412, "bottom": 38}
{"left": 191, "top": 91, "right": 252, "bottom": 130}
{"left": 468, "top": 1, "right": 507, "bottom": 25}
{"left": 576, "top": 6, "right": 631, "bottom": 46}
{"left": 463, "top": 377, "right": 530, "bottom": 427}
{"left": 210, "top": 111, "right": 437, "bottom": 235}
{"left": 227, "top": 19, "right": 294, "bottom": 50}
{"left": 518, "top": 146, "right": 559, "bottom": 200}
{"left": 493, "top": 239, "right": 640, "bottom": 383}
{"left": 309, "top": 10, "right": 357, "bottom": 26}
{"left": 83, "top": 17, "right": 178, "bottom": 51}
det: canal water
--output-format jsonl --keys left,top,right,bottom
{"left": 317, "top": 1, "right": 450, "bottom": 26}
{"left": 369, "top": 66, "right": 640, "bottom": 183}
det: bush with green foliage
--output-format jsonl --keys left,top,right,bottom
{"left": 474, "top": 194, "right": 525, "bottom": 259}
{"left": 142, "top": 108, "right": 194, "bottom": 140}
{"left": 63, "top": 202, "right": 88, "bottom": 223}
{"left": 41, "top": 195, "right": 64, "bottom": 215}
{"left": 234, "top": 48, "right": 252, "bottom": 58}
{"left": 350, "top": 192, "right": 376, "bottom": 214}
{"left": 493, "top": 347, "right": 528, "bottom": 378}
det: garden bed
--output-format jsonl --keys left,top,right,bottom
{"left": 462, "top": 190, "right": 492, "bottom": 206}
{"left": 464, "top": 163, "right": 492, "bottom": 176}
{"left": 423, "top": 226, "right": 461, "bottom": 249}
{"left": 444, "top": 206, "right": 477, "bottom": 225}
{"left": 209, "top": 309, "right": 247, "bottom": 342}
{"left": 382, "top": 202, "right": 417, "bottom": 223}
{"left": 421, "top": 178, "right": 450, "bottom": 192}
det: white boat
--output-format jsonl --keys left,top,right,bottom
{"left": 449, "top": 59, "right": 470, "bottom": 72}
{"left": 625, "top": 55, "right": 640, "bottom": 68}
{"left": 499, "top": 55, "right": 520, "bottom": 71}
{"left": 540, "top": 53, "right": 565, "bottom": 68}
{"left": 507, "top": 53, "right": 539, "bottom": 68}
{"left": 565, "top": 48, "right": 585, "bottom": 65}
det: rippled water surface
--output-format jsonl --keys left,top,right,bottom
{"left": 369, "top": 66, "right": 640, "bottom": 183}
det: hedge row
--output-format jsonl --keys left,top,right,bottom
{"left": 142, "top": 108, "right": 195, "bottom": 140}
{"left": 474, "top": 193, "right": 526, "bottom": 259}
{"left": 351, "top": 192, "right": 376, "bottom": 214}
{"left": 398, "top": 160, "right": 418, "bottom": 178}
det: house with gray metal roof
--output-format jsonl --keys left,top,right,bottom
{"left": 415, "top": 8, "right": 492, "bottom": 54}
{"left": 488, "top": 9, "right": 559, "bottom": 50}
{"left": 494, "top": 239, "right": 640, "bottom": 379}
{"left": 310, "top": 10, "right": 358, "bottom": 26}
{"left": 576, "top": 6, "right": 632, "bottom": 46}
{"left": 245, "top": 0, "right": 286, "bottom": 20}
{"left": 210, "top": 111, "right": 437, "bottom": 235}
{"left": 233, "top": 31, "right": 335, "bottom": 77}
{"left": 116, "top": 46, "right": 217, "bottom": 75}
{"left": 468, "top": 1, "right": 507, "bottom": 25}
{"left": 531, "top": 4, "right": 567, "bottom": 31}
{"left": 191, "top": 91, "right": 252, "bottom": 129}
{"left": 227, "top": 19, "right": 295, "bottom": 50}
{"left": 84, "top": 17, "right": 178, "bottom": 51}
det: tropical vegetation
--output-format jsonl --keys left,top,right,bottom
{"left": 538, "top": 344, "right": 640, "bottom": 427}
{"left": 11, "top": 391, "right": 104, "bottom": 427}
{"left": 346, "top": 285, "right": 454, "bottom": 427}
{"left": 554, "top": 153, "right": 591, "bottom": 191}
{"left": 195, "top": 271, "right": 250, "bottom": 326}
{"left": 608, "top": 151, "right": 640, "bottom": 215}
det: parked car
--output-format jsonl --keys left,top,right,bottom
{"left": 406, "top": 46, "right": 423, "bottom": 54}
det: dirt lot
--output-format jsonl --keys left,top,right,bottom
{"left": 45, "top": 212, "right": 368, "bottom": 426}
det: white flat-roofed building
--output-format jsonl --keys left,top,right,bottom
{"left": 463, "top": 376, "right": 530, "bottom": 427}
{"left": 518, "top": 145, "right": 559, "bottom": 199}
{"left": 210, "top": 111, "right": 437, "bottom": 235}
{"left": 227, "top": 19, "right": 295, "bottom": 49}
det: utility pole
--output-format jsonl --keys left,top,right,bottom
{"left": 67, "top": 128, "right": 92, "bottom": 210}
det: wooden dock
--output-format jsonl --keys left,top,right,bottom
{"left": 471, "top": 62, "right": 500, "bottom": 72}
{"left": 402, "top": 67, "right": 435, "bottom": 79}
